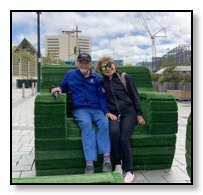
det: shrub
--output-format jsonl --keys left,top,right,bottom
{"left": 158, "top": 76, "right": 165, "bottom": 84}
{"left": 151, "top": 72, "right": 161, "bottom": 82}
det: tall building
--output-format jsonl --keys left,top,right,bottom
{"left": 45, "top": 31, "right": 91, "bottom": 63}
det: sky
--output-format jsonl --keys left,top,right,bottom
{"left": 12, "top": 11, "right": 192, "bottom": 64}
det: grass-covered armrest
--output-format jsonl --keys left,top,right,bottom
{"left": 139, "top": 91, "right": 178, "bottom": 134}
{"left": 127, "top": 91, "right": 178, "bottom": 171}
{"left": 34, "top": 93, "right": 67, "bottom": 138}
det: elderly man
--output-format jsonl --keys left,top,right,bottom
{"left": 51, "top": 53, "right": 116, "bottom": 174}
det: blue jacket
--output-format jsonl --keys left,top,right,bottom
{"left": 59, "top": 68, "right": 110, "bottom": 114}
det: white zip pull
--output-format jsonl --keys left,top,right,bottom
{"left": 118, "top": 114, "right": 121, "bottom": 122}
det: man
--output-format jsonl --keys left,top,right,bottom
{"left": 51, "top": 53, "right": 116, "bottom": 174}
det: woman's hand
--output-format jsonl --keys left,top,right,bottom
{"left": 137, "top": 115, "right": 145, "bottom": 125}
{"left": 106, "top": 113, "right": 117, "bottom": 120}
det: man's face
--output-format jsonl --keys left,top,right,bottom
{"left": 77, "top": 60, "right": 91, "bottom": 75}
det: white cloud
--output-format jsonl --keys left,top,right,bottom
{"left": 12, "top": 11, "right": 191, "bottom": 64}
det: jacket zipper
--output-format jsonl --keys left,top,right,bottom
{"left": 83, "top": 78, "right": 89, "bottom": 106}
{"left": 110, "top": 80, "right": 121, "bottom": 122}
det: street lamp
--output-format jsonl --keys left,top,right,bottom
{"left": 36, "top": 12, "right": 42, "bottom": 92}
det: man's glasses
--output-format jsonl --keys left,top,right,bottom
{"left": 100, "top": 62, "right": 113, "bottom": 72}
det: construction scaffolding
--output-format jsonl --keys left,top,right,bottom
{"left": 152, "top": 44, "right": 191, "bottom": 72}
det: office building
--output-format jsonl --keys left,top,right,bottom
{"left": 45, "top": 31, "right": 91, "bottom": 63}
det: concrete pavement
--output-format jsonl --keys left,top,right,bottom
{"left": 12, "top": 86, "right": 191, "bottom": 183}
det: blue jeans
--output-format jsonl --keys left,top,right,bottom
{"left": 72, "top": 108, "right": 110, "bottom": 161}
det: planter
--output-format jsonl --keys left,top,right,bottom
{"left": 167, "top": 90, "right": 191, "bottom": 100}
{"left": 16, "top": 79, "right": 38, "bottom": 88}
{"left": 177, "top": 83, "right": 191, "bottom": 91}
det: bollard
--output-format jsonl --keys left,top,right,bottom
{"left": 22, "top": 83, "right": 25, "bottom": 98}
{"left": 35, "top": 82, "right": 38, "bottom": 94}
{"left": 32, "top": 82, "right": 35, "bottom": 95}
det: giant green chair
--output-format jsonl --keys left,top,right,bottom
{"left": 34, "top": 65, "right": 178, "bottom": 176}
{"left": 185, "top": 113, "right": 191, "bottom": 179}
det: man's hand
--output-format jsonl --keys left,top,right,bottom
{"left": 106, "top": 112, "right": 117, "bottom": 120}
{"left": 51, "top": 87, "right": 62, "bottom": 94}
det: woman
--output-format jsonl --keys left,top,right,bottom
{"left": 95, "top": 56, "right": 145, "bottom": 183}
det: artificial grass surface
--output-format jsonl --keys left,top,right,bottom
{"left": 35, "top": 163, "right": 173, "bottom": 176}
{"left": 35, "top": 134, "right": 176, "bottom": 150}
{"left": 35, "top": 155, "right": 174, "bottom": 170}
{"left": 185, "top": 113, "right": 191, "bottom": 178}
{"left": 34, "top": 65, "right": 178, "bottom": 177}
{"left": 35, "top": 146, "right": 175, "bottom": 161}
{"left": 12, "top": 172, "right": 124, "bottom": 184}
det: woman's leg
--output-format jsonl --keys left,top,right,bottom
{"left": 109, "top": 119, "right": 122, "bottom": 165}
{"left": 120, "top": 112, "right": 137, "bottom": 172}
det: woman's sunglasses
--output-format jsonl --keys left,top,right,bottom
{"left": 100, "top": 62, "right": 113, "bottom": 72}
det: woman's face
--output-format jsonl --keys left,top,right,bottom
{"left": 100, "top": 61, "right": 116, "bottom": 78}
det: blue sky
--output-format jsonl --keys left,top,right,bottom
{"left": 12, "top": 11, "right": 192, "bottom": 64}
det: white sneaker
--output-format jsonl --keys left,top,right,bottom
{"left": 114, "top": 165, "right": 123, "bottom": 175}
{"left": 124, "top": 171, "right": 135, "bottom": 183}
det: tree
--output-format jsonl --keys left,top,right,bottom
{"left": 42, "top": 52, "right": 56, "bottom": 64}
{"left": 15, "top": 46, "right": 34, "bottom": 79}
{"left": 183, "top": 58, "right": 191, "bottom": 66}
{"left": 124, "top": 63, "right": 134, "bottom": 66}
{"left": 160, "top": 59, "right": 177, "bottom": 76}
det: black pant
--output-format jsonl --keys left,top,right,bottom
{"left": 109, "top": 111, "right": 137, "bottom": 172}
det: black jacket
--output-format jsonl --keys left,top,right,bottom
{"left": 102, "top": 72, "right": 143, "bottom": 116}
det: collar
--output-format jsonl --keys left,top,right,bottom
{"left": 103, "top": 72, "right": 118, "bottom": 80}
{"left": 76, "top": 68, "right": 96, "bottom": 77}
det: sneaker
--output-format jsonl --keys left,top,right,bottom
{"left": 85, "top": 165, "right": 94, "bottom": 174}
{"left": 102, "top": 161, "right": 112, "bottom": 172}
{"left": 114, "top": 165, "right": 123, "bottom": 175}
{"left": 124, "top": 171, "right": 135, "bottom": 183}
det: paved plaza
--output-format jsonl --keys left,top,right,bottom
{"left": 12, "top": 86, "right": 191, "bottom": 183}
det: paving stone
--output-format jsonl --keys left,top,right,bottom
{"left": 12, "top": 165, "right": 32, "bottom": 172}
{"left": 21, "top": 171, "right": 36, "bottom": 177}
{"left": 18, "top": 154, "right": 34, "bottom": 166}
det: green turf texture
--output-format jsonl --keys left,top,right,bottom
{"left": 185, "top": 113, "right": 191, "bottom": 178}
{"left": 12, "top": 172, "right": 124, "bottom": 183}
{"left": 34, "top": 65, "right": 178, "bottom": 176}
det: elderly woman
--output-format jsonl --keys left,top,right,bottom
{"left": 95, "top": 56, "right": 145, "bottom": 183}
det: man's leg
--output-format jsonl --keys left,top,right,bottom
{"left": 90, "top": 109, "right": 112, "bottom": 172}
{"left": 90, "top": 109, "right": 110, "bottom": 154}
{"left": 73, "top": 108, "right": 97, "bottom": 174}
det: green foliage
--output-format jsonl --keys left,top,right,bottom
{"left": 183, "top": 58, "right": 191, "bottom": 66}
{"left": 160, "top": 59, "right": 177, "bottom": 76}
{"left": 123, "top": 63, "right": 134, "bottom": 66}
{"left": 150, "top": 72, "right": 161, "bottom": 82}
{"left": 158, "top": 76, "right": 165, "bottom": 84}
{"left": 150, "top": 70, "right": 191, "bottom": 84}
{"left": 151, "top": 59, "right": 191, "bottom": 84}
{"left": 42, "top": 54, "right": 67, "bottom": 65}
{"left": 15, "top": 47, "right": 35, "bottom": 61}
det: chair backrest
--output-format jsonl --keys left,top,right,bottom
{"left": 40, "top": 65, "right": 154, "bottom": 93}
{"left": 116, "top": 66, "right": 154, "bottom": 92}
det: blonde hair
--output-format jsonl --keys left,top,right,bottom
{"left": 95, "top": 56, "right": 116, "bottom": 74}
